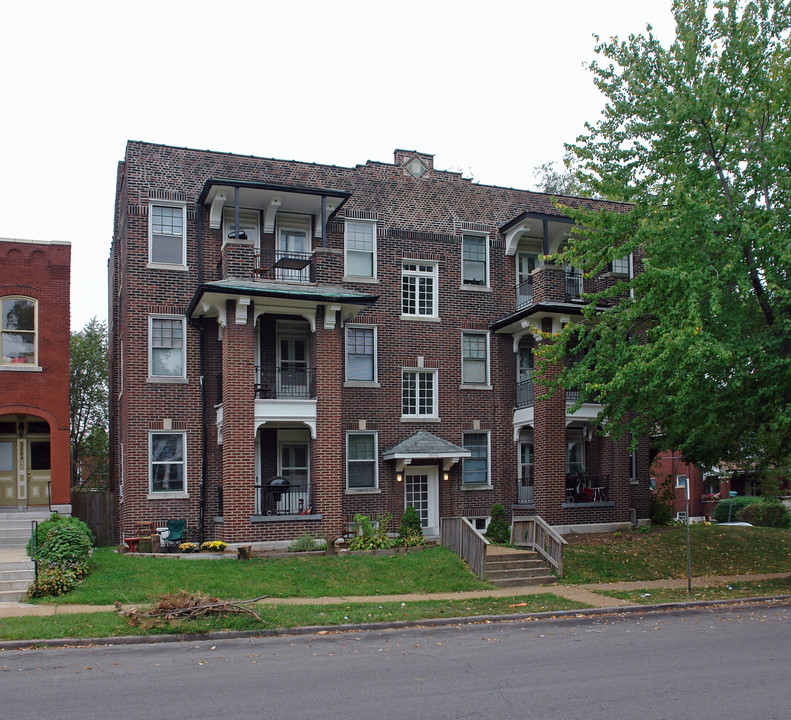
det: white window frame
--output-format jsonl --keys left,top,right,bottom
{"left": 629, "top": 447, "right": 638, "bottom": 484}
{"left": 222, "top": 208, "right": 259, "bottom": 248}
{"left": 466, "top": 516, "right": 490, "bottom": 533}
{"left": 346, "top": 431, "right": 379, "bottom": 492}
{"left": 148, "top": 315, "right": 186, "bottom": 382}
{"left": 401, "top": 261, "right": 439, "bottom": 319}
{"left": 0, "top": 296, "right": 38, "bottom": 368}
{"left": 676, "top": 474, "right": 688, "bottom": 488}
{"left": 611, "top": 255, "right": 630, "bottom": 275}
{"left": 345, "top": 325, "right": 378, "bottom": 385}
{"left": 462, "top": 431, "right": 491, "bottom": 487}
{"left": 401, "top": 369, "right": 438, "bottom": 420}
{"left": 461, "top": 233, "right": 489, "bottom": 288}
{"left": 461, "top": 331, "right": 490, "bottom": 387}
{"left": 148, "top": 431, "right": 187, "bottom": 498}
{"left": 344, "top": 220, "right": 377, "bottom": 279}
{"left": 148, "top": 202, "right": 187, "bottom": 268}
{"left": 276, "top": 214, "right": 312, "bottom": 282}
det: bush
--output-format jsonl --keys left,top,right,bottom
{"left": 485, "top": 504, "right": 510, "bottom": 545}
{"left": 25, "top": 562, "right": 80, "bottom": 599}
{"left": 37, "top": 523, "right": 92, "bottom": 574}
{"left": 650, "top": 477, "right": 675, "bottom": 525}
{"left": 349, "top": 514, "right": 395, "bottom": 551}
{"left": 288, "top": 534, "right": 324, "bottom": 553}
{"left": 713, "top": 496, "right": 761, "bottom": 523}
{"left": 27, "top": 512, "right": 94, "bottom": 556}
{"left": 399, "top": 505, "right": 423, "bottom": 538}
{"left": 735, "top": 500, "right": 791, "bottom": 529}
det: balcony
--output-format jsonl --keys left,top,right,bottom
{"left": 254, "top": 248, "right": 314, "bottom": 283}
{"left": 517, "top": 474, "right": 534, "bottom": 504}
{"left": 255, "top": 477, "right": 313, "bottom": 516}
{"left": 516, "top": 378, "right": 534, "bottom": 408}
{"left": 565, "top": 269, "right": 583, "bottom": 301}
{"left": 565, "top": 474, "right": 610, "bottom": 504}
{"left": 255, "top": 366, "right": 316, "bottom": 400}
{"left": 516, "top": 277, "right": 533, "bottom": 309}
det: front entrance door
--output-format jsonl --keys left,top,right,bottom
{"left": 404, "top": 465, "right": 439, "bottom": 536}
{"left": 0, "top": 416, "right": 51, "bottom": 508}
{"left": 0, "top": 438, "right": 16, "bottom": 506}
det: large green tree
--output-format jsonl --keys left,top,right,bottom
{"left": 70, "top": 318, "right": 109, "bottom": 487}
{"left": 545, "top": 0, "right": 791, "bottom": 476}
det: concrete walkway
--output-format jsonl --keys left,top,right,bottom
{"left": 1, "top": 573, "right": 788, "bottom": 618}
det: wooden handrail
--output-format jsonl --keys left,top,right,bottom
{"left": 440, "top": 517, "right": 489, "bottom": 579}
{"left": 511, "top": 516, "right": 567, "bottom": 576}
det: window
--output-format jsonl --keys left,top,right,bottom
{"left": 650, "top": 477, "right": 656, "bottom": 490}
{"left": 676, "top": 474, "right": 687, "bottom": 488}
{"left": 347, "top": 432, "right": 378, "bottom": 489}
{"left": 611, "top": 255, "right": 630, "bottom": 275}
{"left": 519, "top": 441, "right": 534, "bottom": 503}
{"left": 1, "top": 297, "right": 36, "bottom": 365}
{"left": 461, "top": 332, "right": 488, "bottom": 384}
{"left": 629, "top": 447, "right": 638, "bottom": 484}
{"left": 276, "top": 216, "right": 311, "bottom": 281}
{"left": 149, "top": 317, "right": 185, "bottom": 379}
{"left": 567, "top": 438, "right": 585, "bottom": 475}
{"left": 462, "top": 234, "right": 487, "bottom": 286}
{"left": 462, "top": 432, "right": 489, "bottom": 486}
{"left": 402, "top": 370, "right": 437, "bottom": 418}
{"left": 150, "top": 204, "right": 186, "bottom": 265}
{"left": 676, "top": 511, "right": 687, "bottom": 522}
{"left": 467, "top": 517, "right": 489, "bottom": 533}
{"left": 150, "top": 432, "right": 185, "bottom": 493}
{"left": 345, "top": 326, "right": 376, "bottom": 382}
{"left": 402, "top": 262, "right": 438, "bottom": 318}
{"left": 345, "top": 221, "right": 376, "bottom": 278}
{"left": 222, "top": 209, "right": 259, "bottom": 246}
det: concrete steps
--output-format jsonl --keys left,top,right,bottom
{"left": 485, "top": 549, "right": 556, "bottom": 587}
{"left": 0, "top": 510, "right": 50, "bottom": 601}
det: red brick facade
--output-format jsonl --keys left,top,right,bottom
{"left": 109, "top": 142, "right": 651, "bottom": 544}
{"left": 0, "top": 238, "right": 71, "bottom": 511}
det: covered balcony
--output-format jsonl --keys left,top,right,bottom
{"left": 565, "top": 474, "right": 610, "bottom": 504}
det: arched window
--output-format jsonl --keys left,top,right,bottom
{"left": 1, "top": 297, "right": 36, "bottom": 366}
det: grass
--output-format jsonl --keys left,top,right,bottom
{"left": 0, "top": 594, "right": 587, "bottom": 641}
{"left": 562, "top": 525, "right": 791, "bottom": 584}
{"left": 594, "top": 577, "right": 791, "bottom": 605}
{"left": 30, "top": 546, "right": 491, "bottom": 606}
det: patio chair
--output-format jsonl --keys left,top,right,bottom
{"left": 161, "top": 519, "right": 187, "bottom": 552}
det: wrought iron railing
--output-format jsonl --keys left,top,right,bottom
{"left": 255, "top": 366, "right": 316, "bottom": 399}
{"left": 517, "top": 474, "right": 534, "bottom": 504}
{"left": 565, "top": 269, "right": 583, "bottom": 300}
{"left": 516, "top": 277, "right": 533, "bottom": 309}
{"left": 255, "top": 479, "right": 312, "bottom": 516}
{"left": 254, "top": 248, "right": 314, "bottom": 283}
{"left": 565, "top": 473, "right": 610, "bottom": 503}
{"left": 516, "top": 378, "right": 534, "bottom": 408}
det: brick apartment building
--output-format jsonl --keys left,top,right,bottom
{"left": 0, "top": 238, "right": 71, "bottom": 513}
{"left": 109, "top": 142, "right": 651, "bottom": 545}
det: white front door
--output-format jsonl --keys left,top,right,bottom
{"left": 405, "top": 465, "right": 439, "bottom": 536}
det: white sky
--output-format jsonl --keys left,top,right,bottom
{"left": 0, "top": 0, "right": 676, "bottom": 331}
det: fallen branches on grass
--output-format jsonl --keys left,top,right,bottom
{"left": 115, "top": 590, "right": 269, "bottom": 628}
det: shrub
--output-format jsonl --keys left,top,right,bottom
{"left": 485, "top": 504, "right": 510, "bottom": 544}
{"left": 25, "top": 562, "right": 80, "bottom": 599}
{"left": 37, "top": 523, "right": 92, "bottom": 574}
{"left": 735, "top": 500, "right": 791, "bottom": 529}
{"left": 349, "top": 514, "right": 395, "bottom": 551}
{"left": 288, "top": 534, "right": 323, "bottom": 553}
{"left": 200, "top": 540, "right": 228, "bottom": 552}
{"left": 713, "top": 496, "right": 761, "bottom": 523}
{"left": 27, "top": 513, "right": 94, "bottom": 556}
{"left": 399, "top": 506, "right": 423, "bottom": 538}
{"left": 650, "top": 477, "right": 675, "bottom": 525}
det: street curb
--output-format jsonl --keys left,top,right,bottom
{"left": 1, "top": 594, "right": 789, "bottom": 652}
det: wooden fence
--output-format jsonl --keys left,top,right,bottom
{"left": 72, "top": 491, "right": 116, "bottom": 547}
{"left": 440, "top": 517, "right": 489, "bottom": 579}
{"left": 511, "top": 516, "right": 566, "bottom": 576}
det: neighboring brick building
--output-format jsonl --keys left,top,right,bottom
{"left": 0, "top": 238, "right": 71, "bottom": 513}
{"left": 109, "top": 142, "right": 651, "bottom": 545}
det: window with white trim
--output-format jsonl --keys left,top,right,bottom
{"left": 149, "top": 316, "right": 185, "bottom": 379}
{"left": 402, "top": 262, "right": 438, "bottom": 318}
{"left": 629, "top": 443, "right": 638, "bottom": 484}
{"left": 345, "top": 326, "right": 376, "bottom": 382}
{"left": 150, "top": 432, "right": 186, "bottom": 493}
{"left": 345, "top": 220, "right": 376, "bottom": 278}
{"left": 461, "top": 332, "right": 488, "bottom": 384}
{"left": 222, "top": 208, "right": 259, "bottom": 246}
{"left": 676, "top": 474, "right": 687, "bottom": 488}
{"left": 402, "top": 369, "right": 437, "bottom": 418}
{"left": 347, "top": 432, "right": 378, "bottom": 489}
{"left": 611, "top": 255, "right": 630, "bottom": 275}
{"left": 1, "top": 297, "right": 36, "bottom": 365}
{"left": 462, "top": 432, "right": 490, "bottom": 486}
{"left": 149, "top": 204, "right": 186, "bottom": 265}
{"left": 462, "top": 234, "right": 488, "bottom": 286}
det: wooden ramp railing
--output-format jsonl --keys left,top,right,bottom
{"left": 441, "top": 517, "right": 489, "bottom": 580}
{"left": 511, "top": 516, "right": 567, "bottom": 577}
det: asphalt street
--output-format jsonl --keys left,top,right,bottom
{"left": 3, "top": 603, "right": 789, "bottom": 720}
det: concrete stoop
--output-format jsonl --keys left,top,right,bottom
{"left": 484, "top": 549, "right": 556, "bottom": 587}
{"left": 0, "top": 510, "right": 49, "bottom": 601}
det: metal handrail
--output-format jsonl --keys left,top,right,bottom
{"left": 517, "top": 475, "right": 534, "bottom": 504}
{"left": 516, "top": 378, "right": 534, "bottom": 408}
{"left": 255, "top": 365, "right": 316, "bottom": 399}
{"left": 515, "top": 277, "right": 533, "bottom": 308}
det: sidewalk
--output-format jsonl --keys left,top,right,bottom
{"left": 1, "top": 573, "right": 788, "bottom": 618}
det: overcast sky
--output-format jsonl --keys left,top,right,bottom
{"left": 0, "top": 0, "right": 677, "bottom": 331}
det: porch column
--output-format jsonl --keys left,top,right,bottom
{"left": 219, "top": 299, "right": 256, "bottom": 542}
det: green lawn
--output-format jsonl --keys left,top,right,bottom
{"left": 562, "top": 525, "right": 791, "bottom": 584}
{"left": 595, "top": 577, "right": 791, "bottom": 605}
{"left": 31, "top": 546, "right": 491, "bottom": 606}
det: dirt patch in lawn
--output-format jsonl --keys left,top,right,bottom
{"left": 563, "top": 527, "right": 676, "bottom": 546}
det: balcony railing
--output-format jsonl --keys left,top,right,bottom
{"left": 517, "top": 474, "right": 534, "bottom": 504}
{"left": 565, "top": 269, "right": 583, "bottom": 301}
{"left": 516, "top": 277, "right": 533, "bottom": 309}
{"left": 255, "top": 366, "right": 316, "bottom": 399}
{"left": 516, "top": 379, "right": 534, "bottom": 408}
{"left": 565, "top": 474, "right": 610, "bottom": 503}
{"left": 254, "top": 248, "right": 314, "bottom": 283}
{"left": 256, "top": 478, "right": 312, "bottom": 516}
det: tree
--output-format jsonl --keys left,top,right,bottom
{"left": 70, "top": 318, "right": 109, "bottom": 487}
{"left": 531, "top": 153, "right": 590, "bottom": 197}
{"left": 544, "top": 0, "right": 791, "bottom": 477}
